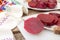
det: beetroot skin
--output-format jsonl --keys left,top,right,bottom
{"left": 24, "top": 18, "right": 44, "bottom": 34}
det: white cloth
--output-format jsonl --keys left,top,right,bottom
{"left": 5, "top": 5, "right": 23, "bottom": 18}
{"left": 0, "top": 30, "right": 15, "bottom": 40}
{"left": 0, "top": 12, "right": 21, "bottom": 30}
{"left": 16, "top": 0, "right": 28, "bottom": 14}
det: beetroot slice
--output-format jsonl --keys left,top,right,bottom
{"left": 48, "top": 0, "right": 57, "bottom": 4}
{"left": 37, "top": 14, "right": 55, "bottom": 26}
{"left": 47, "top": 0, "right": 57, "bottom": 9}
{"left": 36, "top": 2, "right": 47, "bottom": 9}
{"left": 47, "top": 3, "right": 56, "bottom": 9}
{"left": 28, "top": 1, "right": 37, "bottom": 8}
{"left": 49, "top": 13, "right": 58, "bottom": 24}
{"left": 49, "top": 13, "right": 60, "bottom": 18}
{"left": 24, "top": 18, "right": 44, "bottom": 34}
{"left": 53, "top": 15, "right": 58, "bottom": 24}
{"left": 56, "top": 18, "right": 60, "bottom": 26}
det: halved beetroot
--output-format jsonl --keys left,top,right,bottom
{"left": 37, "top": 14, "right": 55, "bottom": 26}
{"left": 56, "top": 18, "right": 60, "bottom": 26}
{"left": 24, "top": 18, "right": 44, "bottom": 34}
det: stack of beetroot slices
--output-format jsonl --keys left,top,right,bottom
{"left": 24, "top": 12, "right": 60, "bottom": 34}
{"left": 28, "top": 0, "right": 57, "bottom": 9}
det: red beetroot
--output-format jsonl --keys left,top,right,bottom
{"left": 49, "top": 13, "right": 60, "bottom": 18}
{"left": 28, "top": 0, "right": 57, "bottom": 9}
{"left": 28, "top": 1, "right": 37, "bottom": 8}
{"left": 37, "top": 14, "right": 55, "bottom": 26}
{"left": 49, "top": 13, "right": 58, "bottom": 24}
{"left": 47, "top": 0, "right": 57, "bottom": 9}
{"left": 48, "top": 0, "right": 57, "bottom": 4}
{"left": 53, "top": 15, "right": 58, "bottom": 24}
{"left": 47, "top": 3, "right": 57, "bottom": 9}
{"left": 37, "top": 0, "right": 41, "bottom": 2}
{"left": 56, "top": 18, "right": 60, "bottom": 26}
{"left": 24, "top": 18, "right": 44, "bottom": 34}
{"left": 36, "top": 2, "right": 47, "bottom": 9}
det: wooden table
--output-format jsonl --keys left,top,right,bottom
{"left": 12, "top": 10, "right": 60, "bottom": 40}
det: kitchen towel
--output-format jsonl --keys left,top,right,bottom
{"left": 0, "top": 30, "right": 15, "bottom": 40}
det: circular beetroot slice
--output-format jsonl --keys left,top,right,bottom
{"left": 49, "top": 13, "right": 58, "bottom": 24}
{"left": 28, "top": 1, "right": 37, "bottom": 8}
{"left": 49, "top": 13, "right": 60, "bottom": 18}
{"left": 53, "top": 15, "right": 58, "bottom": 24}
{"left": 47, "top": 0, "right": 57, "bottom": 9}
{"left": 48, "top": 0, "right": 57, "bottom": 5}
{"left": 48, "top": 0, "right": 57, "bottom": 2}
{"left": 24, "top": 18, "right": 44, "bottom": 34}
{"left": 47, "top": 3, "right": 57, "bottom": 9}
{"left": 37, "top": 14, "right": 55, "bottom": 26}
{"left": 36, "top": 2, "right": 47, "bottom": 9}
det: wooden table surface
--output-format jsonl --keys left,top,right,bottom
{"left": 12, "top": 10, "right": 60, "bottom": 40}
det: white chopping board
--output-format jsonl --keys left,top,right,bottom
{"left": 17, "top": 13, "right": 60, "bottom": 40}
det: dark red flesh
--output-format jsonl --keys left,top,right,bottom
{"left": 37, "top": 14, "right": 56, "bottom": 26}
{"left": 24, "top": 18, "right": 44, "bottom": 34}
